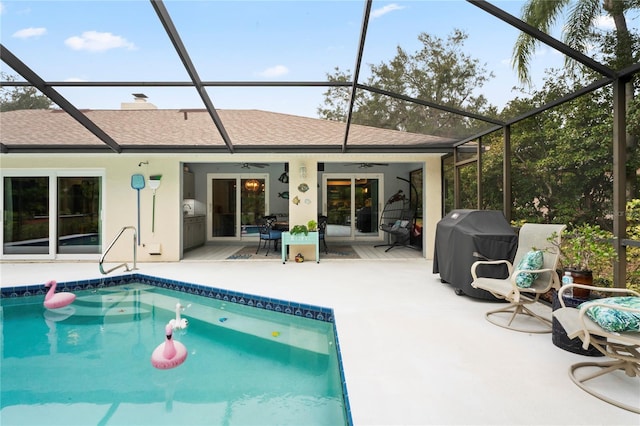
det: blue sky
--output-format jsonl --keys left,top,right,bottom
{"left": 1, "top": 1, "right": 634, "bottom": 118}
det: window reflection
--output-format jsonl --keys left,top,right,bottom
{"left": 3, "top": 177, "right": 50, "bottom": 254}
{"left": 57, "top": 177, "right": 101, "bottom": 254}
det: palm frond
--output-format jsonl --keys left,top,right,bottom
{"left": 512, "top": 0, "right": 571, "bottom": 85}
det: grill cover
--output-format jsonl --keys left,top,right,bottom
{"left": 433, "top": 210, "right": 518, "bottom": 300}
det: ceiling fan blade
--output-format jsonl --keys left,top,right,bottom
{"left": 345, "top": 163, "right": 389, "bottom": 168}
{"left": 238, "top": 162, "right": 270, "bottom": 169}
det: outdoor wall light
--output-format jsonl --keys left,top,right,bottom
{"left": 299, "top": 164, "right": 307, "bottom": 179}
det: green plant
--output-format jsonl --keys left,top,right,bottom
{"left": 290, "top": 224, "right": 309, "bottom": 236}
{"left": 550, "top": 224, "right": 617, "bottom": 280}
{"left": 290, "top": 220, "right": 318, "bottom": 235}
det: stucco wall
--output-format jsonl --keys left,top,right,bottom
{"left": 1, "top": 153, "right": 442, "bottom": 262}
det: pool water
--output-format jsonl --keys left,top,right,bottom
{"left": 0, "top": 283, "right": 349, "bottom": 425}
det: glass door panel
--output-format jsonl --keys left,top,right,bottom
{"left": 3, "top": 177, "right": 50, "bottom": 254}
{"left": 326, "top": 178, "right": 352, "bottom": 237}
{"left": 211, "top": 179, "right": 237, "bottom": 237}
{"left": 57, "top": 177, "right": 101, "bottom": 254}
{"left": 324, "top": 174, "right": 382, "bottom": 239}
{"left": 355, "top": 178, "right": 379, "bottom": 235}
{"left": 208, "top": 174, "right": 268, "bottom": 239}
{"left": 241, "top": 178, "right": 265, "bottom": 234}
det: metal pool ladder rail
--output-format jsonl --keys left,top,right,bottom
{"left": 99, "top": 226, "right": 138, "bottom": 275}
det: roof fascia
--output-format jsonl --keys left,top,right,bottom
{"left": 150, "top": 0, "right": 234, "bottom": 154}
{"left": 467, "top": 0, "right": 616, "bottom": 79}
{"left": 0, "top": 144, "right": 453, "bottom": 155}
{"left": 0, "top": 44, "right": 123, "bottom": 153}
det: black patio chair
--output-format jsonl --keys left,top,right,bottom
{"left": 318, "top": 215, "right": 328, "bottom": 254}
{"left": 256, "top": 215, "right": 282, "bottom": 256}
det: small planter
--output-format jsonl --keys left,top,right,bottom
{"left": 551, "top": 290, "right": 603, "bottom": 357}
{"left": 567, "top": 268, "right": 593, "bottom": 299}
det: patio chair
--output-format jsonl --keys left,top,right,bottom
{"left": 470, "top": 223, "right": 566, "bottom": 333}
{"left": 256, "top": 215, "right": 281, "bottom": 256}
{"left": 553, "top": 283, "right": 640, "bottom": 414}
{"left": 318, "top": 215, "right": 328, "bottom": 254}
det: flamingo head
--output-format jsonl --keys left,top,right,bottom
{"left": 165, "top": 324, "right": 173, "bottom": 339}
{"left": 45, "top": 280, "right": 56, "bottom": 288}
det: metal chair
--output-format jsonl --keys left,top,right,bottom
{"left": 318, "top": 215, "right": 328, "bottom": 254}
{"left": 470, "top": 223, "right": 566, "bottom": 333}
{"left": 256, "top": 215, "right": 281, "bottom": 256}
{"left": 554, "top": 283, "right": 640, "bottom": 414}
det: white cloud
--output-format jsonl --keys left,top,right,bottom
{"left": 65, "top": 31, "right": 136, "bottom": 52}
{"left": 0, "top": 2, "right": 5, "bottom": 15}
{"left": 258, "top": 65, "right": 289, "bottom": 78}
{"left": 371, "top": 3, "right": 404, "bottom": 19}
{"left": 12, "top": 27, "right": 47, "bottom": 39}
{"left": 594, "top": 15, "right": 615, "bottom": 30}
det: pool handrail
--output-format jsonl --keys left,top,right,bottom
{"left": 99, "top": 226, "right": 138, "bottom": 275}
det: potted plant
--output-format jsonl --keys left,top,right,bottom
{"left": 290, "top": 220, "right": 317, "bottom": 236}
{"left": 550, "top": 223, "right": 617, "bottom": 299}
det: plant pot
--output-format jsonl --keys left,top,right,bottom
{"left": 568, "top": 269, "right": 593, "bottom": 299}
{"left": 551, "top": 290, "right": 603, "bottom": 357}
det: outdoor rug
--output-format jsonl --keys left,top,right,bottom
{"left": 226, "top": 245, "right": 360, "bottom": 260}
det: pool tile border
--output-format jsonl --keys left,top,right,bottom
{"left": 1, "top": 272, "right": 352, "bottom": 424}
{"left": 1, "top": 272, "right": 335, "bottom": 322}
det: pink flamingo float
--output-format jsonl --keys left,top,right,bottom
{"left": 151, "top": 324, "right": 187, "bottom": 369}
{"left": 44, "top": 280, "right": 76, "bottom": 310}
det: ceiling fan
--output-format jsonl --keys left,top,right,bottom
{"left": 238, "top": 163, "right": 269, "bottom": 169}
{"left": 345, "top": 163, "right": 389, "bottom": 168}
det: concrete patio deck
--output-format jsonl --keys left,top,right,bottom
{"left": 2, "top": 258, "right": 638, "bottom": 425}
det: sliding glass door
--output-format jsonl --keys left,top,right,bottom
{"left": 57, "top": 177, "right": 101, "bottom": 254}
{"left": 3, "top": 177, "right": 50, "bottom": 254}
{"left": 2, "top": 173, "right": 102, "bottom": 258}
{"left": 207, "top": 174, "right": 267, "bottom": 240}
{"left": 322, "top": 174, "right": 382, "bottom": 240}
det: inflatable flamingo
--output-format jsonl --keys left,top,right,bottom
{"left": 168, "top": 303, "right": 188, "bottom": 330}
{"left": 151, "top": 324, "right": 187, "bottom": 370}
{"left": 44, "top": 280, "right": 76, "bottom": 310}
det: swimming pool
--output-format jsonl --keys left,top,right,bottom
{"left": 0, "top": 274, "right": 352, "bottom": 425}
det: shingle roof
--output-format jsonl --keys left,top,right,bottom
{"left": 0, "top": 108, "right": 455, "bottom": 153}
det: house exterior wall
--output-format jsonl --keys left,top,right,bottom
{"left": 1, "top": 153, "right": 442, "bottom": 262}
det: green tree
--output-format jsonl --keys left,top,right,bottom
{"left": 0, "top": 72, "right": 52, "bottom": 111}
{"left": 318, "top": 29, "right": 496, "bottom": 139}
{"left": 512, "top": 0, "right": 639, "bottom": 197}
{"left": 477, "top": 68, "right": 621, "bottom": 228}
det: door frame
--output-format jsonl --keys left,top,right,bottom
{"left": 0, "top": 168, "right": 105, "bottom": 260}
{"left": 206, "top": 173, "right": 269, "bottom": 241}
{"left": 321, "top": 173, "right": 384, "bottom": 241}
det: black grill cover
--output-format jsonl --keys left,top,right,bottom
{"left": 433, "top": 210, "right": 518, "bottom": 300}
